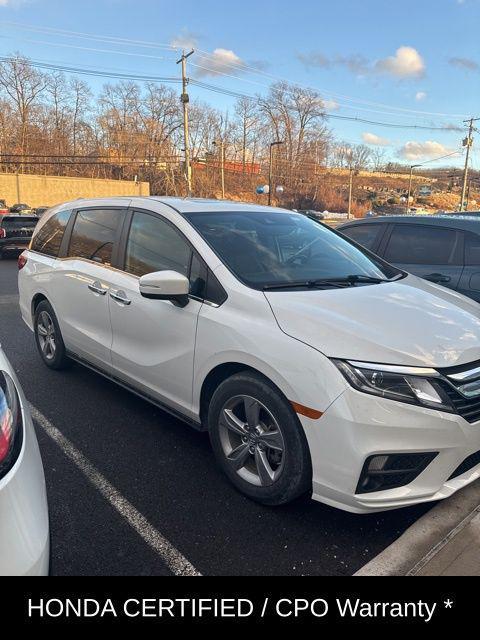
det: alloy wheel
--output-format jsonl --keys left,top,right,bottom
{"left": 218, "top": 395, "right": 285, "bottom": 487}
{"left": 37, "top": 311, "right": 57, "bottom": 361}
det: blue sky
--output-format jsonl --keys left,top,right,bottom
{"left": 0, "top": 0, "right": 479, "bottom": 167}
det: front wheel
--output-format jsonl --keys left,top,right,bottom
{"left": 208, "top": 372, "right": 312, "bottom": 506}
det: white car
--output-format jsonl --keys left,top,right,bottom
{"left": 18, "top": 197, "right": 480, "bottom": 513}
{"left": 0, "top": 347, "right": 49, "bottom": 575}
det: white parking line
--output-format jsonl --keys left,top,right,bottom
{"left": 30, "top": 405, "right": 201, "bottom": 577}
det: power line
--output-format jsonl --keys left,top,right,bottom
{"left": 0, "top": 56, "right": 181, "bottom": 84}
{"left": 2, "top": 54, "right": 456, "bottom": 132}
{"left": 190, "top": 80, "right": 464, "bottom": 132}
{"left": 2, "top": 20, "right": 470, "bottom": 120}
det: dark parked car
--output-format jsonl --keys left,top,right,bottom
{"left": 338, "top": 215, "right": 480, "bottom": 303}
{"left": 0, "top": 215, "right": 38, "bottom": 259}
{"left": 9, "top": 203, "right": 33, "bottom": 215}
{"left": 438, "top": 210, "right": 480, "bottom": 217}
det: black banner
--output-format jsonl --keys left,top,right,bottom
{"left": 2, "top": 577, "right": 475, "bottom": 627}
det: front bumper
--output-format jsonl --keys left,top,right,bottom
{"left": 302, "top": 387, "right": 480, "bottom": 513}
{"left": 0, "top": 402, "right": 50, "bottom": 575}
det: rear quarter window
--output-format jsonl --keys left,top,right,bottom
{"left": 31, "top": 210, "right": 72, "bottom": 257}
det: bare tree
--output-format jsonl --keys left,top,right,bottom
{"left": 0, "top": 55, "right": 47, "bottom": 165}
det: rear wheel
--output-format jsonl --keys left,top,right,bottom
{"left": 34, "top": 300, "right": 69, "bottom": 370}
{"left": 208, "top": 372, "right": 312, "bottom": 506}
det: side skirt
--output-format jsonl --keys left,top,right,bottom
{"left": 66, "top": 350, "right": 205, "bottom": 432}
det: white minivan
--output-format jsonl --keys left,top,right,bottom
{"left": 18, "top": 197, "right": 480, "bottom": 513}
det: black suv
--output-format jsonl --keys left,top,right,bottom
{"left": 338, "top": 215, "right": 480, "bottom": 303}
{"left": 0, "top": 215, "right": 38, "bottom": 259}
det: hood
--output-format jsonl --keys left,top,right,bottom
{"left": 265, "top": 275, "right": 480, "bottom": 368}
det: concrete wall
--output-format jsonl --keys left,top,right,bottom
{"left": 0, "top": 173, "right": 150, "bottom": 208}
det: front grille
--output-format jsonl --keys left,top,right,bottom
{"left": 449, "top": 451, "right": 480, "bottom": 480}
{"left": 440, "top": 383, "right": 480, "bottom": 424}
{"left": 437, "top": 361, "right": 480, "bottom": 424}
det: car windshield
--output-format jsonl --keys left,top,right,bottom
{"left": 184, "top": 211, "right": 401, "bottom": 290}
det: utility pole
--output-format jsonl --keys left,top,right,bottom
{"left": 348, "top": 167, "right": 357, "bottom": 219}
{"left": 213, "top": 140, "right": 226, "bottom": 199}
{"left": 177, "top": 49, "right": 194, "bottom": 197}
{"left": 269, "top": 141, "right": 284, "bottom": 206}
{"left": 460, "top": 117, "right": 479, "bottom": 212}
{"left": 406, "top": 164, "right": 421, "bottom": 214}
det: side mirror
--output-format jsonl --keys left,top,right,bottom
{"left": 139, "top": 270, "right": 190, "bottom": 308}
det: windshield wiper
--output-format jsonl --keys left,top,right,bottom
{"left": 262, "top": 274, "right": 392, "bottom": 291}
{"left": 263, "top": 280, "right": 352, "bottom": 291}
{"left": 342, "top": 274, "right": 389, "bottom": 284}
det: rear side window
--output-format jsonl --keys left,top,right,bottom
{"left": 125, "top": 211, "right": 192, "bottom": 278}
{"left": 340, "top": 224, "right": 383, "bottom": 251}
{"left": 68, "top": 209, "right": 122, "bottom": 265}
{"left": 384, "top": 224, "right": 461, "bottom": 265}
{"left": 465, "top": 232, "right": 480, "bottom": 266}
{"left": 31, "top": 210, "right": 71, "bottom": 257}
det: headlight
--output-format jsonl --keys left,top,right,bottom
{"left": 333, "top": 360, "right": 454, "bottom": 412}
{"left": 0, "top": 371, "right": 23, "bottom": 480}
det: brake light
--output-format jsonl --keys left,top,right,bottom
{"left": 0, "top": 228, "right": 5, "bottom": 239}
{"left": 18, "top": 253, "right": 27, "bottom": 270}
{"left": 0, "top": 372, "right": 22, "bottom": 479}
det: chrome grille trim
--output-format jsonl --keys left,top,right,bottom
{"left": 447, "top": 366, "right": 480, "bottom": 382}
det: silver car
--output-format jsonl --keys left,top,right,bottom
{"left": 0, "top": 347, "right": 49, "bottom": 575}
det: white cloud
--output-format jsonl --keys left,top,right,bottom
{"left": 322, "top": 99, "right": 340, "bottom": 111}
{"left": 375, "top": 46, "right": 425, "bottom": 78}
{"left": 195, "top": 48, "right": 245, "bottom": 77}
{"left": 398, "top": 140, "right": 453, "bottom": 161}
{"left": 362, "top": 132, "right": 391, "bottom": 146}
{"left": 0, "top": 0, "right": 29, "bottom": 5}
{"left": 415, "top": 91, "right": 427, "bottom": 101}
{"left": 171, "top": 30, "right": 199, "bottom": 50}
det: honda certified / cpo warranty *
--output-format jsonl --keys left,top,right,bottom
{"left": 27, "top": 597, "right": 447, "bottom": 623}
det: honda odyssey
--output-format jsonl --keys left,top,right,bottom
{"left": 18, "top": 197, "right": 480, "bottom": 513}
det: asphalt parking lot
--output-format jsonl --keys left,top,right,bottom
{"left": 0, "top": 257, "right": 431, "bottom": 576}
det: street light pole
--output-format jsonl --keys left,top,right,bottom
{"left": 269, "top": 141, "right": 284, "bottom": 206}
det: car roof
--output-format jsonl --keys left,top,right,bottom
{"left": 51, "top": 196, "right": 291, "bottom": 216}
{"left": 338, "top": 214, "right": 480, "bottom": 232}
{"left": 150, "top": 197, "right": 289, "bottom": 214}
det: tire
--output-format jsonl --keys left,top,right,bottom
{"left": 34, "top": 300, "right": 69, "bottom": 370}
{"left": 208, "top": 371, "right": 312, "bottom": 506}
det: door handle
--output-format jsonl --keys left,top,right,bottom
{"left": 88, "top": 281, "right": 108, "bottom": 296}
{"left": 425, "top": 273, "right": 451, "bottom": 284}
{"left": 110, "top": 290, "right": 132, "bottom": 306}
